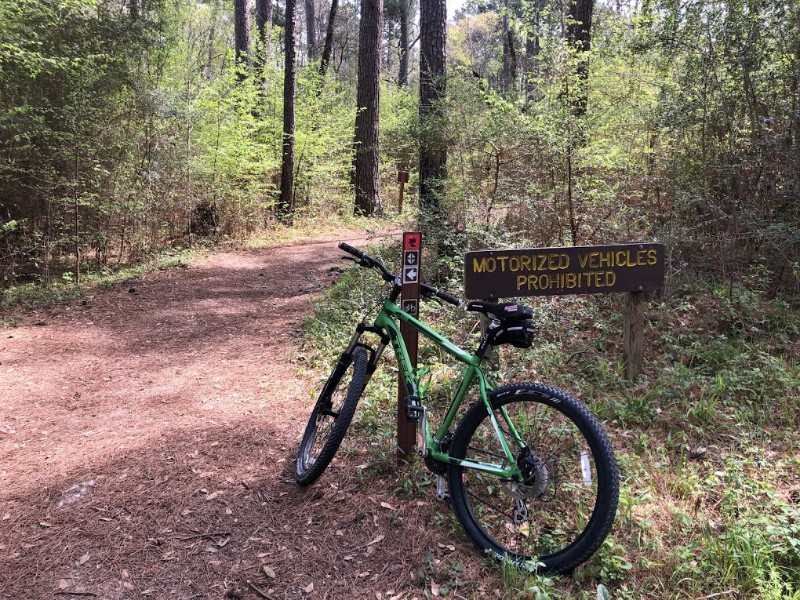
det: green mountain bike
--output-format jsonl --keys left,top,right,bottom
{"left": 295, "top": 243, "right": 619, "bottom": 574}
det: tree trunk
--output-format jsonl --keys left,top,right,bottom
{"left": 419, "top": 0, "right": 447, "bottom": 219}
{"left": 319, "top": 0, "right": 339, "bottom": 78}
{"left": 508, "top": 29, "right": 517, "bottom": 89}
{"left": 305, "top": 0, "right": 317, "bottom": 60}
{"left": 352, "top": 0, "right": 383, "bottom": 215}
{"left": 129, "top": 0, "right": 139, "bottom": 20}
{"left": 566, "top": 0, "right": 594, "bottom": 117}
{"left": 398, "top": 0, "right": 410, "bottom": 86}
{"left": 234, "top": 0, "right": 251, "bottom": 75}
{"left": 524, "top": 0, "right": 543, "bottom": 107}
{"left": 279, "top": 0, "right": 297, "bottom": 222}
{"left": 501, "top": 0, "right": 510, "bottom": 91}
{"left": 255, "top": 0, "right": 274, "bottom": 62}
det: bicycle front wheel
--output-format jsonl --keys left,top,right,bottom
{"left": 295, "top": 346, "right": 368, "bottom": 486}
{"left": 448, "top": 383, "right": 619, "bottom": 574}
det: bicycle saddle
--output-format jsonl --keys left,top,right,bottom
{"left": 466, "top": 301, "right": 532, "bottom": 321}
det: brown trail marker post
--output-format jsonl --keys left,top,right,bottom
{"left": 464, "top": 243, "right": 665, "bottom": 381}
{"left": 398, "top": 232, "right": 421, "bottom": 459}
{"left": 397, "top": 171, "right": 409, "bottom": 214}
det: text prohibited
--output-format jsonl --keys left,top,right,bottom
{"left": 464, "top": 243, "right": 665, "bottom": 299}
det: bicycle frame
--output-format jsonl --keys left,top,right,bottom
{"left": 345, "top": 298, "right": 526, "bottom": 480}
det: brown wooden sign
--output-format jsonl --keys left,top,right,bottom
{"left": 464, "top": 243, "right": 665, "bottom": 299}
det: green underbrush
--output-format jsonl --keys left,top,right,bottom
{"left": 0, "top": 250, "right": 194, "bottom": 315}
{"left": 303, "top": 242, "right": 800, "bottom": 599}
{"left": 0, "top": 214, "right": 401, "bottom": 316}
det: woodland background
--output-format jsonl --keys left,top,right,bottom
{"left": 1, "top": 0, "right": 797, "bottom": 294}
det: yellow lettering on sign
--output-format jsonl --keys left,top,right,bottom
{"left": 473, "top": 257, "right": 495, "bottom": 273}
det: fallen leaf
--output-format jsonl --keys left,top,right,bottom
{"left": 39, "top": 522, "right": 53, "bottom": 528}
{"left": 380, "top": 502, "right": 396, "bottom": 511}
{"left": 304, "top": 582, "right": 314, "bottom": 593}
{"left": 58, "top": 580, "right": 68, "bottom": 590}
{"left": 78, "top": 553, "right": 90, "bottom": 565}
{"left": 206, "top": 491, "right": 222, "bottom": 501}
{"left": 431, "top": 580, "right": 440, "bottom": 596}
{"left": 262, "top": 565, "right": 276, "bottom": 578}
{"left": 367, "top": 534, "right": 385, "bottom": 546}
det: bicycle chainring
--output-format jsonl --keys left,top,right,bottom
{"left": 424, "top": 431, "right": 453, "bottom": 476}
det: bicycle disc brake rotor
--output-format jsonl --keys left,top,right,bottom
{"left": 506, "top": 446, "right": 549, "bottom": 500}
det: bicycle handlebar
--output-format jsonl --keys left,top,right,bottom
{"left": 337, "top": 242, "right": 461, "bottom": 307}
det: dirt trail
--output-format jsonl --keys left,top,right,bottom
{"left": 0, "top": 234, "right": 478, "bottom": 599}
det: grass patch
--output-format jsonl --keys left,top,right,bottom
{"left": 302, "top": 243, "right": 800, "bottom": 598}
{"left": 0, "top": 251, "right": 193, "bottom": 312}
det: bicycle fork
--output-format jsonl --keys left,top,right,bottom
{"left": 344, "top": 322, "right": 390, "bottom": 381}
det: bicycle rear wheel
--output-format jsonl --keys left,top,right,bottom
{"left": 448, "top": 383, "right": 619, "bottom": 574}
{"left": 295, "top": 346, "right": 368, "bottom": 485}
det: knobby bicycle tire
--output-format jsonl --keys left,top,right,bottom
{"left": 447, "top": 382, "right": 619, "bottom": 574}
{"left": 295, "top": 346, "right": 368, "bottom": 486}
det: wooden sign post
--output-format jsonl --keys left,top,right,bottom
{"left": 397, "top": 171, "right": 409, "bottom": 214}
{"left": 398, "top": 232, "right": 421, "bottom": 459}
{"left": 464, "top": 243, "right": 665, "bottom": 380}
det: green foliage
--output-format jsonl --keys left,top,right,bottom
{"left": 0, "top": 0, "right": 362, "bottom": 287}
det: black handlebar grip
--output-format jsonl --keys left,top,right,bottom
{"left": 438, "top": 290, "right": 462, "bottom": 306}
{"left": 422, "top": 283, "right": 461, "bottom": 307}
{"left": 338, "top": 242, "right": 364, "bottom": 259}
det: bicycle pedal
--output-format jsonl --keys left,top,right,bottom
{"left": 404, "top": 395, "right": 423, "bottom": 422}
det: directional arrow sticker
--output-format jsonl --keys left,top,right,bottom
{"left": 403, "top": 266, "right": 418, "bottom": 283}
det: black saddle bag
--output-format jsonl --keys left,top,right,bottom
{"left": 486, "top": 316, "right": 535, "bottom": 348}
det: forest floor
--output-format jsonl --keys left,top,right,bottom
{"left": 0, "top": 231, "right": 501, "bottom": 600}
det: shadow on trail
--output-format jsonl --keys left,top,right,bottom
{"left": 0, "top": 418, "right": 448, "bottom": 600}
